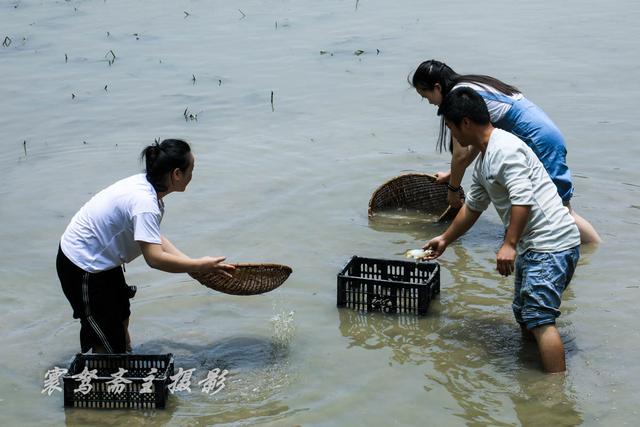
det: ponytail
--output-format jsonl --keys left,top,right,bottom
{"left": 140, "top": 139, "right": 191, "bottom": 192}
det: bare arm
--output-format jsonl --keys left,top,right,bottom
{"left": 423, "top": 204, "right": 482, "bottom": 258}
{"left": 161, "top": 235, "right": 188, "bottom": 258}
{"left": 496, "top": 205, "right": 530, "bottom": 276}
{"left": 139, "top": 239, "right": 235, "bottom": 275}
{"left": 435, "top": 138, "right": 480, "bottom": 208}
{"left": 450, "top": 137, "right": 480, "bottom": 188}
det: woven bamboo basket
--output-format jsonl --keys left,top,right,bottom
{"left": 189, "top": 263, "right": 292, "bottom": 296}
{"left": 368, "top": 173, "right": 464, "bottom": 222}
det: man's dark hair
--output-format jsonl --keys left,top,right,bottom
{"left": 437, "top": 87, "right": 491, "bottom": 127}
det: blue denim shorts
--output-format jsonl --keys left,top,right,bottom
{"left": 512, "top": 246, "right": 580, "bottom": 330}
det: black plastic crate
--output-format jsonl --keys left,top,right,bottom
{"left": 337, "top": 256, "right": 440, "bottom": 315}
{"left": 63, "top": 353, "right": 174, "bottom": 409}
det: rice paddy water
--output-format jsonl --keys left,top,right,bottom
{"left": 1, "top": 0, "right": 640, "bottom": 425}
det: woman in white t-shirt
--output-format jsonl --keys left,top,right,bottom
{"left": 410, "top": 59, "right": 600, "bottom": 244}
{"left": 56, "top": 139, "right": 234, "bottom": 354}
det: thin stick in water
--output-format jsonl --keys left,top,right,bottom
{"left": 105, "top": 50, "right": 116, "bottom": 66}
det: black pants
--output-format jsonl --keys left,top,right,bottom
{"left": 56, "top": 246, "right": 130, "bottom": 353}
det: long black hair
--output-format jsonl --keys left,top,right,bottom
{"left": 410, "top": 59, "right": 520, "bottom": 152}
{"left": 438, "top": 87, "right": 491, "bottom": 127}
{"left": 140, "top": 139, "right": 191, "bottom": 192}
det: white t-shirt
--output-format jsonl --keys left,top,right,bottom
{"left": 60, "top": 174, "right": 164, "bottom": 273}
{"left": 453, "top": 82, "right": 523, "bottom": 122}
{"left": 464, "top": 129, "right": 580, "bottom": 253}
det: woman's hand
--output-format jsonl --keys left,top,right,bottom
{"left": 435, "top": 170, "right": 463, "bottom": 208}
{"left": 434, "top": 171, "right": 451, "bottom": 184}
{"left": 447, "top": 190, "right": 463, "bottom": 209}
{"left": 140, "top": 241, "right": 237, "bottom": 275}
{"left": 197, "top": 256, "right": 236, "bottom": 278}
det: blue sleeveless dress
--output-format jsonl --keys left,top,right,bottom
{"left": 475, "top": 90, "right": 573, "bottom": 202}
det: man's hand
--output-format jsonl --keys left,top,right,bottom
{"left": 197, "top": 256, "right": 236, "bottom": 278}
{"left": 434, "top": 171, "right": 451, "bottom": 184}
{"left": 497, "top": 205, "right": 530, "bottom": 276}
{"left": 422, "top": 236, "right": 448, "bottom": 260}
{"left": 496, "top": 243, "right": 517, "bottom": 277}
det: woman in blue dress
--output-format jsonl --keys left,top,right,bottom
{"left": 411, "top": 59, "right": 600, "bottom": 244}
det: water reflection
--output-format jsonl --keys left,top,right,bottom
{"left": 338, "top": 238, "right": 583, "bottom": 425}
{"left": 338, "top": 309, "right": 443, "bottom": 365}
{"left": 339, "top": 307, "right": 583, "bottom": 425}
{"left": 64, "top": 336, "right": 297, "bottom": 426}
{"left": 367, "top": 209, "right": 448, "bottom": 237}
{"left": 64, "top": 404, "right": 175, "bottom": 426}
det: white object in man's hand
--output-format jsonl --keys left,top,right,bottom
{"left": 422, "top": 236, "right": 447, "bottom": 260}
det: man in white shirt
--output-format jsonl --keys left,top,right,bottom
{"left": 423, "top": 87, "right": 581, "bottom": 373}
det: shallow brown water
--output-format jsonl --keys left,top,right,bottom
{"left": 1, "top": 0, "right": 640, "bottom": 425}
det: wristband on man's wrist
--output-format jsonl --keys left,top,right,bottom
{"left": 447, "top": 183, "right": 461, "bottom": 193}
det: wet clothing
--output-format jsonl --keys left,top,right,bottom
{"left": 57, "top": 174, "right": 163, "bottom": 353}
{"left": 512, "top": 246, "right": 580, "bottom": 329}
{"left": 454, "top": 82, "right": 573, "bottom": 202}
{"left": 57, "top": 246, "right": 130, "bottom": 353}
